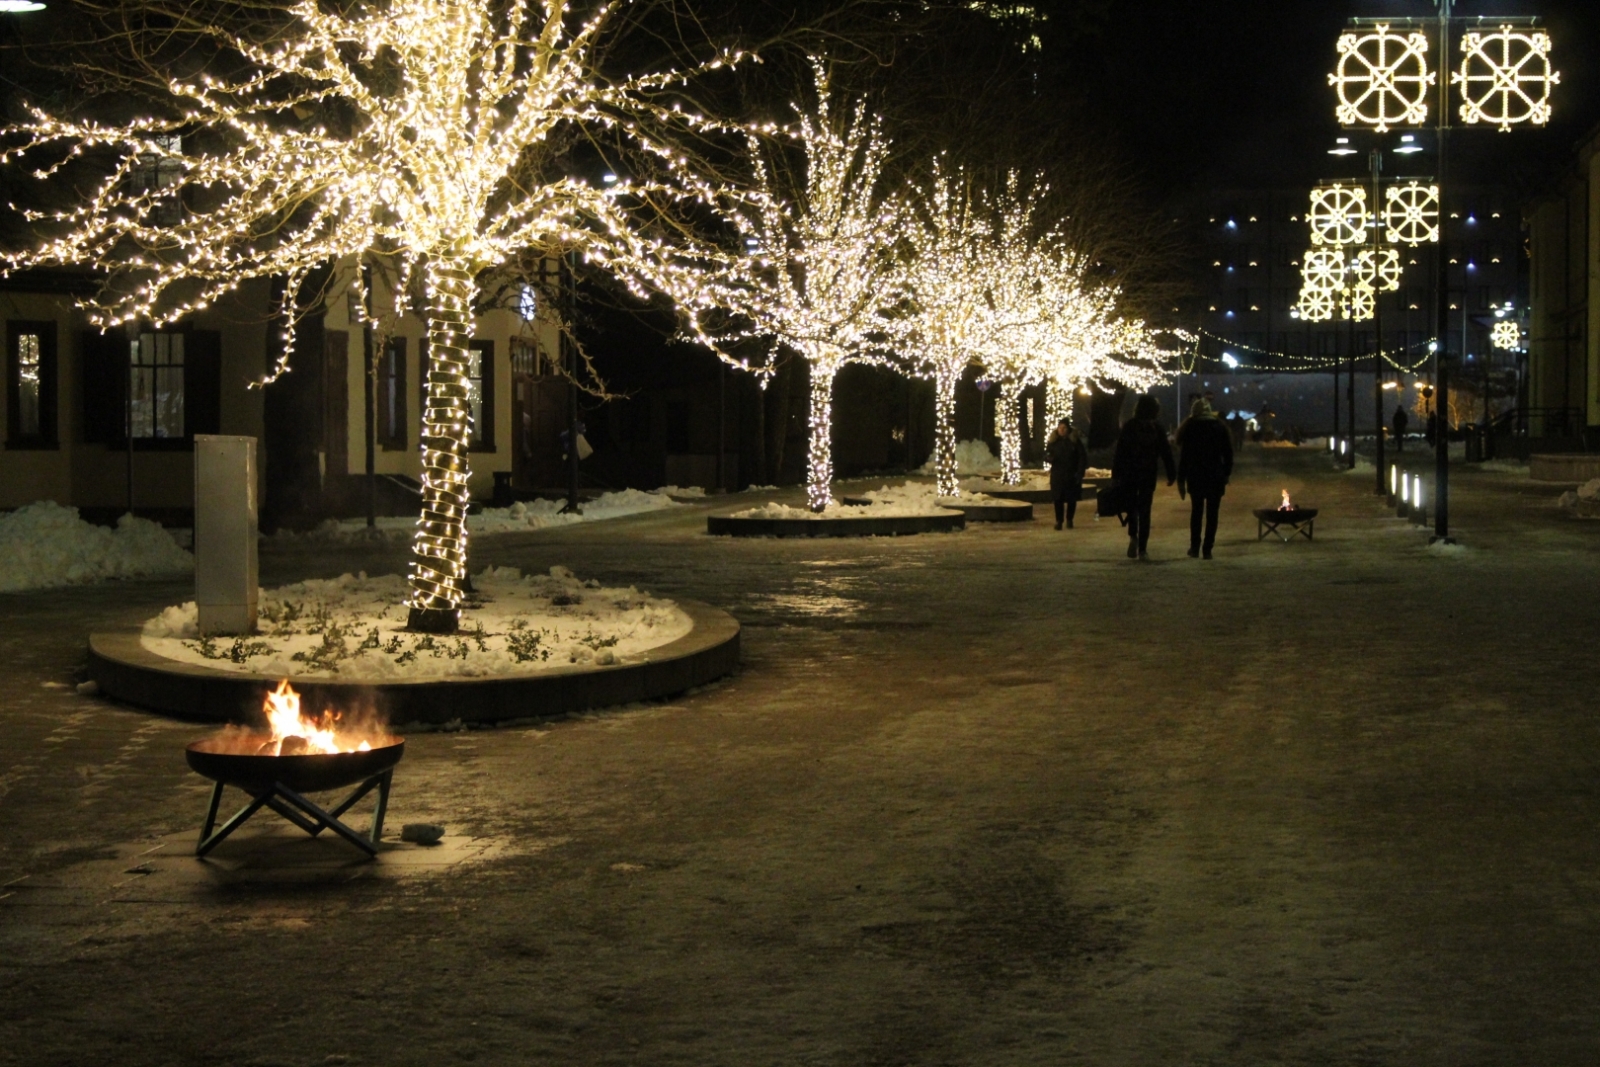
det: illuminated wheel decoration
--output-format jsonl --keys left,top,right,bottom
{"left": 1331, "top": 24, "right": 1434, "bottom": 132}
{"left": 1296, "top": 285, "right": 1336, "bottom": 323}
{"left": 1308, "top": 184, "right": 1370, "bottom": 246}
{"left": 1491, "top": 320, "right": 1522, "bottom": 350}
{"left": 1454, "top": 26, "right": 1559, "bottom": 131}
{"left": 1301, "top": 248, "right": 1347, "bottom": 294}
{"left": 1354, "top": 247, "right": 1403, "bottom": 293}
{"left": 1383, "top": 182, "right": 1440, "bottom": 246}
{"left": 1342, "top": 282, "right": 1376, "bottom": 322}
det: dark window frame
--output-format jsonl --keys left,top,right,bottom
{"left": 467, "top": 339, "right": 495, "bottom": 452}
{"left": 379, "top": 336, "right": 407, "bottom": 451}
{"left": 129, "top": 329, "right": 187, "bottom": 443}
{"left": 6, "top": 319, "right": 57, "bottom": 449}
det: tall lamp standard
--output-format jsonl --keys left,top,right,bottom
{"left": 1329, "top": 3, "right": 1559, "bottom": 542}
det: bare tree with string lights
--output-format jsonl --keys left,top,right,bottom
{"left": 0, "top": 0, "right": 750, "bottom": 633}
{"left": 691, "top": 57, "right": 904, "bottom": 512}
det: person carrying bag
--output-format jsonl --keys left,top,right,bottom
{"left": 1110, "top": 394, "right": 1176, "bottom": 560}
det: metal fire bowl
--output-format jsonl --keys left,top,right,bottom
{"left": 186, "top": 736, "right": 406, "bottom": 795}
{"left": 1253, "top": 508, "right": 1318, "bottom": 522}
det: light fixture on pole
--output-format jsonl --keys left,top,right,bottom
{"left": 1328, "top": 1, "right": 1559, "bottom": 543}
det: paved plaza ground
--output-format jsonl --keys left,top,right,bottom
{"left": 2, "top": 448, "right": 1597, "bottom": 1066}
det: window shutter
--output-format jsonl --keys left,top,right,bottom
{"left": 184, "top": 329, "right": 222, "bottom": 437}
{"left": 80, "top": 329, "right": 127, "bottom": 444}
{"left": 38, "top": 323, "right": 58, "bottom": 445}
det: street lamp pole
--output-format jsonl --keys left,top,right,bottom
{"left": 1372, "top": 148, "right": 1386, "bottom": 495}
{"left": 1433, "top": 0, "right": 1453, "bottom": 542}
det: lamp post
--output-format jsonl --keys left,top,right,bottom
{"left": 1329, "top": 2, "right": 1559, "bottom": 542}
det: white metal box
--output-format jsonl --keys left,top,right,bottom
{"left": 194, "top": 435, "right": 258, "bottom": 635}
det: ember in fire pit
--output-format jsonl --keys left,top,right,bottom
{"left": 1253, "top": 489, "right": 1318, "bottom": 542}
{"left": 186, "top": 680, "right": 403, "bottom": 858}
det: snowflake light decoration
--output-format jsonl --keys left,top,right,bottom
{"left": 1384, "top": 182, "right": 1441, "bottom": 246}
{"left": 1354, "top": 247, "right": 1403, "bottom": 293}
{"left": 1296, "top": 284, "right": 1336, "bottom": 323}
{"left": 1454, "top": 26, "right": 1559, "bottom": 132}
{"left": 1331, "top": 24, "right": 1434, "bottom": 132}
{"left": 1309, "top": 185, "right": 1372, "bottom": 247}
{"left": 1491, "top": 320, "right": 1522, "bottom": 350}
{"left": 1342, "top": 281, "right": 1376, "bottom": 322}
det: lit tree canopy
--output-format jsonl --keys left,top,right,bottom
{"left": 689, "top": 58, "right": 904, "bottom": 512}
{"left": 1, "top": 0, "right": 745, "bottom": 632}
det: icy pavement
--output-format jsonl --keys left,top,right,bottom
{"left": 4, "top": 448, "right": 1600, "bottom": 1065}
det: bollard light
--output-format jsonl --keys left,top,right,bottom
{"left": 1390, "top": 464, "right": 1398, "bottom": 494}
{"left": 1413, "top": 475, "right": 1424, "bottom": 510}
{"left": 1401, "top": 473, "right": 1410, "bottom": 504}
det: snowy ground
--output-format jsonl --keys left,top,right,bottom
{"left": 855, "top": 482, "right": 1008, "bottom": 508}
{"left": 0, "top": 501, "right": 192, "bottom": 594}
{"left": 280, "top": 488, "right": 690, "bottom": 542}
{"left": 141, "top": 566, "right": 692, "bottom": 680}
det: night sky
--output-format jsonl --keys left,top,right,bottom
{"left": 1052, "top": 0, "right": 1600, "bottom": 199}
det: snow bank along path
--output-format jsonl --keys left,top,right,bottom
{"left": 142, "top": 567, "right": 693, "bottom": 681}
{"left": 285, "top": 487, "right": 697, "bottom": 541}
{"left": 0, "top": 501, "right": 192, "bottom": 593}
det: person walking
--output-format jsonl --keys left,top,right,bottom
{"left": 1392, "top": 405, "right": 1409, "bottom": 452}
{"left": 1176, "top": 397, "right": 1234, "bottom": 560}
{"left": 1045, "top": 418, "right": 1089, "bottom": 530}
{"left": 1111, "top": 394, "right": 1175, "bottom": 560}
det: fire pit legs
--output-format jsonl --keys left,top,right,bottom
{"left": 196, "top": 770, "right": 394, "bottom": 859}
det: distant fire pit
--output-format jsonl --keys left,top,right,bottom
{"left": 187, "top": 680, "right": 403, "bottom": 859}
{"left": 1254, "top": 490, "right": 1318, "bottom": 542}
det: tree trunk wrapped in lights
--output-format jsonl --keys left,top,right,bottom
{"left": 0, "top": 0, "right": 748, "bottom": 633}
{"left": 932, "top": 373, "right": 960, "bottom": 498}
{"left": 996, "top": 379, "right": 1025, "bottom": 485}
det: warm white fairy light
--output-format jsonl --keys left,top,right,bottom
{"left": 1331, "top": 23, "right": 1434, "bottom": 132}
{"left": 1384, "top": 182, "right": 1440, "bottom": 246}
{"left": 1455, "top": 26, "right": 1558, "bottom": 131}
{"left": 1308, "top": 184, "right": 1371, "bottom": 246}
{"left": 694, "top": 59, "right": 903, "bottom": 512}
{"left": 1, "top": 0, "right": 749, "bottom": 632}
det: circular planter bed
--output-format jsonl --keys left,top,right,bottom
{"left": 842, "top": 495, "right": 1031, "bottom": 523}
{"left": 707, "top": 511, "right": 964, "bottom": 538}
{"left": 88, "top": 569, "right": 740, "bottom": 726}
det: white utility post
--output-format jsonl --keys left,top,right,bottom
{"left": 194, "top": 435, "right": 258, "bottom": 635}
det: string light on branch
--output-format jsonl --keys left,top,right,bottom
{"left": 1331, "top": 23, "right": 1434, "bottom": 132}
{"left": 1455, "top": 26, "right": 1559, "bottom": 131}
{"left": 0, "top": 0, "right": 755, "bottom": 632}
{"left": 1308, "top": 184, "right": 1371, "bottom": 246}
{"left": 1384, "top": 181, "right": 1441, "bottom": 245}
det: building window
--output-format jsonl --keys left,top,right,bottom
{"left": 380, "top": 337, "right": 406, "bottom": 449}
{"left": 467, "top": 339, "right": 494, "bottom": 450}
{"left": 130, "top": 331, "right": 185, "bottom": 439}
{"left": 7, "top": 321, "right": 56, "bottom": 447}
{"left": 133, "top": 133, "right": 184, "bottom": 227}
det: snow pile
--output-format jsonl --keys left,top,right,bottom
{"left": 141, "top": 566, "right": 692, "bottom": 680}
{"left": 917, "top": 439, "right": 1002, "bottom": 476}
{"left": 1085, "top": 467, "right": 1112, "bottom": 479}
{"left": 471, "top": 489, "right": 682, "bottom": 534}
{"left": 1557, "top": 478, "right": 1600, "bottom": 517}
{"left": 659, "top": 485, "right": 707, "bottom": 498}
{"left": 0, "top": 501, "right": 192, "bottom": 593}
{"left": 284, "top": 488, "right": 683, "bottom": 542}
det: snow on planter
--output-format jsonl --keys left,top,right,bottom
{"left": 141, "top": 566, "right": 692, "bottom": 680}
{"left": 0, "top": 501, "right": 192, "bottom": 593}
{"left": 729, "top": 494, "right": 957, "bottom": 520}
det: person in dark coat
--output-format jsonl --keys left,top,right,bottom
{"left": 1176, "top": 397, "right": 1234, "bottom": 559}
{"left": 1045, "top": 418, "right": 1089, "bottom": 530}
{"left": 1392, "top": 405, "right": 1409, "bottom": 452}
{"left": 1111, "top": 394, "right": 1176, "bottom": 560}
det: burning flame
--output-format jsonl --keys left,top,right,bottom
{"left": 1280, "top": 489, "right": 1294, "bottom": 512}
{"left": 258, "top": 680, "right": 374, "bottom": 756}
